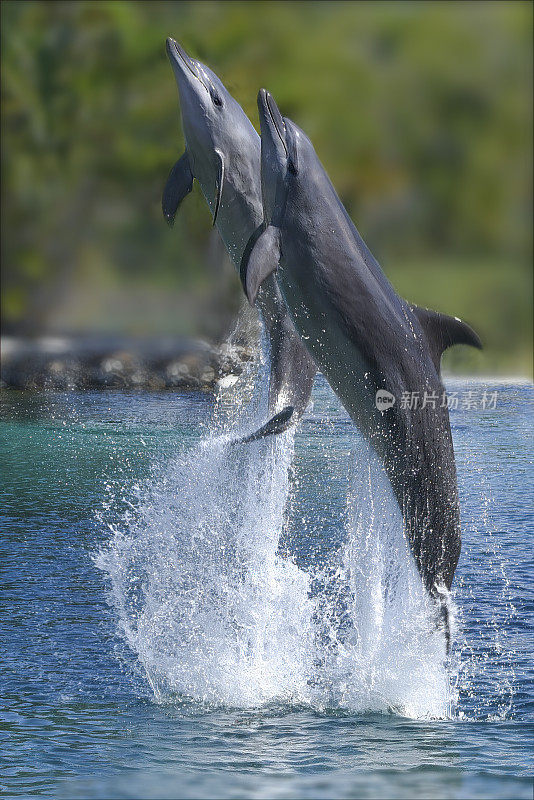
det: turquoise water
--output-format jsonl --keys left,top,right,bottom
{"left": 1, "top": 377, "right": 533, "bottom": 799}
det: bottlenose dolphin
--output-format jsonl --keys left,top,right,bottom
{"left": 242, "top": 89, "right": 482, "bottom": 647}
{"left": 163, "top": 39, "right": 316, "bottom": 436}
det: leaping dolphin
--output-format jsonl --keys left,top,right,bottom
{"left": 242, "top": 89, "right": 482, "bottom": 648}
{"left": 163, "top": 39, "right": 316, "bottom": 436}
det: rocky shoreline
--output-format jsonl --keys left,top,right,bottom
{"left": 0, "top": 335, "right": 254, "bottom": 392}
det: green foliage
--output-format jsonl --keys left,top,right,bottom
{"left": 1, "top": 1, "right": 531, "bottom": 372}
{"left": 389, "top": 258, "right": 532, "bottom": 375}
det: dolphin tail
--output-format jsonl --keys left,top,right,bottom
{"left": 232, "top": 405, "right": 295, "bottom": 445}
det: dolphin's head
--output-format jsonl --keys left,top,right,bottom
{"left": 166, "top": 38, "right": 257, "bottom": 224}
{"left": 257, "top": 89, "right": 310, "bottom": 224}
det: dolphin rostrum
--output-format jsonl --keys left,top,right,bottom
{"left": 242, "top": 89, "right": 482, "bottom": 648}
{"left": 163, "top": 39, "right": 316, "bottom": 437}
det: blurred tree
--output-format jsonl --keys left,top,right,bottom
{"left": 1, "top": 1, "right": 531, "bottom": 371}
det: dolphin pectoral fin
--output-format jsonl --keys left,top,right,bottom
{"left": 240, "top": 225, "right": 280, "bottom": 305}
{"left": 162, "top": 152, "right": 193, "bottom": 226}
{"left": 212, "top": 150, "right": 224, "bottom": 227}
{"left": 232, "top": 406, "right": 295, "bottom": 445}
{"left": 411, "top": 304, "right": 482, "bottom": 372}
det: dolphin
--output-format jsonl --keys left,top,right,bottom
{"left": 163, "top": 39, "right": 316, "bottom": 437}
{"left": 242, "top": 89, "right": 482, "bottom": 648}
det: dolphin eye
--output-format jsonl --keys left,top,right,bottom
{"left": 288, "top": 158, "right": 298, "bottom": 176}
{"left": 211, "top": 91, "right": 223, "bottom": 108}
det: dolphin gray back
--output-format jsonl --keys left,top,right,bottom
{"left": 163, "top": 40, "right": 317, "bottom": 430}
{"left": 242, "top": 91, "right": 483, "bottom": 647}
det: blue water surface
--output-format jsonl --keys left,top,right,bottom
{"left": 1, "top": 378, "right": 533, "bottom": 799}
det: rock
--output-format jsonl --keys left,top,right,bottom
{"left": 45, "top": 358, "right": 82, "bottom": 390}
{"left": 165, "top": 360, "right": 199, "bottom": 389}
{"left": 0, "top": 335, "right": 256, "bottom": 392}
{"left": 215, "top": 342, "right": 254, "bottom": 378}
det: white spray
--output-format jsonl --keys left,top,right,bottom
{"left": 96, "top": 330, "right": 455, "bottom": 718}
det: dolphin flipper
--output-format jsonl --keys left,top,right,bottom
{"left": 212, "top": 150, "right": 224, "bottom": 227}
{"left": 232, "top": 405, "right": 295, "bottom": 445}
{"left": 411, "top": 305, "right": 482, "bottom": 373}
{"left": 241, "top": 225, "right": 280, "bottom": 305}
{"left": 162, "top": 152, "right": 194, "bottom": 226}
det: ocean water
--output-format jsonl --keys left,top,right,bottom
{"left": 1, "top": 373, "right": 533, "bottom": 799}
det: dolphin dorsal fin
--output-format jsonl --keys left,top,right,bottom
{"left": 162, "top": 151, "right": 193, "bottom": 226}
{"left": 411, "top": 304, "right": 482, "bottom": 371}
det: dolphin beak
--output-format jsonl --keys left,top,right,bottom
{"left": 257, "top": 88, "right": 270, "bottom": 114}
{"left": 166, "top": 37, "right": 192, "bottom": 73}
{"left": 166, "top": 37, "right": 208, "bottom": 91}
{"left": 257, "top": 89, "right": 287, "bottom": 155}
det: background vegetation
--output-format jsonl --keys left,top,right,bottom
{"left": 2, "top": 0, "right": 532, "bottom": 374}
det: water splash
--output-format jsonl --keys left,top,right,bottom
{"left": 95, "top": 329, "right": 316, "bottom": 707}
{"left": 96, "top": 431, "right": 317, "bottom": 707}
{"left": 311, "top": 439, "right": 454, "bottom": 718}
{"left": 95, "top": 335, "right": 456, "bottom": 719}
